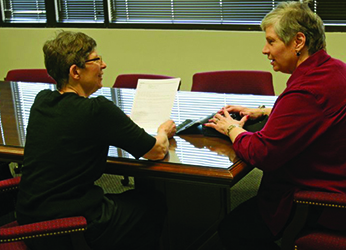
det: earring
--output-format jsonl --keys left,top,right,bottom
{"left": 296, "top": 51, "right": 301, "bottom": 56}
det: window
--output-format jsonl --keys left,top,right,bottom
{"left": 1, "top": 0, "right": 345, "bottom": 31}
{"left": 110, "top": 0, "right": 278, "bottom": 25}
{"left": 110, "top": 0, "right": 346, "bottom": 28}
{"left": 315, "top": 0, "right": 346, "bottom": 26}
{"left": 57, "top": 0, "right": 104, "bottom": 23}
{"left": 1, "top": 0, "right": 46, "bottom": 23}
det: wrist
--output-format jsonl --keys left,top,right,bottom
{"left": 226, "top": 124, "right": 239, "bottom": 137}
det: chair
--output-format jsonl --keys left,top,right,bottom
{"left": 191, "top": 70, "right": 274, "bottom": 95}
{"left": 113, "top": 73, "right": 178, "bottom": 186}
{"left": 113, "top": 74, "right": 177, "bottom": 89}
{"left": 0, "top": 177, "right": 90, "bottom": 250}
{"left": 281, "top": 190, "right": 346, "bottom": 250}
{"left": 5, "top": 69, "right": 56, "bottom": 84}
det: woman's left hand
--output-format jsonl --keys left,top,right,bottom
{"left": 205, "top": 107, "right": 248, "bottom": 136}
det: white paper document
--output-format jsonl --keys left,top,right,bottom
{"left": 130, "top": 78, "right": 181, "bottom": 134}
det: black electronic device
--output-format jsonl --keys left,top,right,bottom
{"left": 176, "top": 112, "right": 268, "bottom": 139}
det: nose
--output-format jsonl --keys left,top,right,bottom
{"left": 262, "top": 43, "right": 269, "bottom": 55}
{"left": 101, "top": 60, "right": 107, "bottom": 69}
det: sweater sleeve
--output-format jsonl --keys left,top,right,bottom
{"left": 233, "top": 90, "right": 330, "bottom": 171}
{"left": 93, "top": 96, "right": 156, "bottom": 159}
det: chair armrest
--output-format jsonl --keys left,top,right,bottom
{"left": 0, "top": 176, "right": 21, "bottom": 193}
{"left": 294, "top": 190, "right": 346, "bottom": 208}
{"left": 0, "top": 216, "right": 87, "bottom": 243}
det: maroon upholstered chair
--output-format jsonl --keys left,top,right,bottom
{"left": 191, "top": 70, "right": 274, "bottom": 95}
{"left": 0, "top": 176, "right": 21, "bottom": 193}
{"left": 5, "top": 69, "right": 56, "bottom": 84}
{"left": 0, "top": 177, "right": 90, "bottom": 250}
{"left": 281, "top": 190, "right": 346, "bottom": 250}
{"left": 113, "top": 73, "right": 178, "bottom": 89}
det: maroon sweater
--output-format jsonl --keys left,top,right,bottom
{"left": 234, "top": 50, "right": 346, "bottom": 235}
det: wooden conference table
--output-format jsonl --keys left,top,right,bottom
{"left": 0, "top": 81, "right": 277, "bottom": 249}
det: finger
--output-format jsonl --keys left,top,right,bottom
{"left": 208, "top": 118, "right": 218, "bottom": 124}
{"left": 214, "top": 113, "right": 223, "bottom": 120}
{"left": 222, "top": 108, "right": 231, "bottom": 118}
{"left": 225, "top": 105, "right": 239, "bottom": 112}
{"left": 222, "top": 107, "right": 231, "bottom": 114}
{"left": 217, "top": 108, "right": 224, "bottom": 114}
{"left": 204, "top": 122, "right": 216, "bottom": 128}
{"left": 239, "top": 115, "right": 249, "bottom": 127}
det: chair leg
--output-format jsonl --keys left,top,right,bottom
{"left": 281, "top": 204, "right": 309, "bottom": 250}
{"left": 13, "top": 163, "right": 23, "bottom": 174}
{"left": 0, "top": 162, "right": 13, "bottom": 180}
{"left": 70, "top": 232, "right": 92, "bottom": 250}
{"left": 121, "top": 175, "right": 130, "bottom": 186}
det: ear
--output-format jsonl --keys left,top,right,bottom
{"left": 295, "top": 32, "right": 306, "bottom": 52}
{"left": 69, "top": 64, "right": 81, "bottom": 80}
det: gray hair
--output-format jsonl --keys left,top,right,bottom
{"left": 261, "top": 0, "right": 326, "bottom": 55}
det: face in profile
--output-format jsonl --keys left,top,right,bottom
{"left": 78, "top": 51, "right": 107, "bottom": 95}
{"left": 262, "top": 25, "right": 298, "bottom": 74}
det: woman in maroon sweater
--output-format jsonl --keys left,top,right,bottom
{"left": 205, "top": 1, "right": 346, "bottom": 249}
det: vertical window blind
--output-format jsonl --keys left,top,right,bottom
{"left": 1, "top": 0, "right": 345, "bottom": 27}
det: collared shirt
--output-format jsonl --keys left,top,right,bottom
{"left": 234, "top": 50, "right": 346, "bottom": 235}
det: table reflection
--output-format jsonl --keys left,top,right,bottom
{"left": 0, "top": 81, "right": 277, "bottom": 170}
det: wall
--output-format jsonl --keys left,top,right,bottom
{"left": 0, "top": 27, "right": 345, "bottom": 94}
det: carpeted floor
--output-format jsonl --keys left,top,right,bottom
{"left": 230, "top": 168, "right": 262, "bottom": 210}
{"left": 95, "top": 174, "right": 135, "bottom": 193}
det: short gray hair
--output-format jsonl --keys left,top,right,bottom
{"left": 43, "top": 31, "right": 97, "bottom": 90}
{"left": 261, "top": 0, "right": 326, "bottom": 55}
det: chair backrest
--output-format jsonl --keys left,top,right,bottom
{"left": 5, "top": 69, "right": 56, "bottom": 84}
{"left": 113, "top": 74, "right": 177, "bottom": 89}
{"left": 192, "top": 70, "right": 274, "bottom": 95}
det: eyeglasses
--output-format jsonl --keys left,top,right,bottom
{"left": 85, "top": 55, "right": 102, "bottom": 65}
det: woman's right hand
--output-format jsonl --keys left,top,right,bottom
{"left": 221, "top": 105, "right": 267, "bottom": 120}
{"left": 144, "top": 120, "right": 176, "bottom": 161}
{"left": 157, "top": 120, "right": 176, "bottom": 139}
